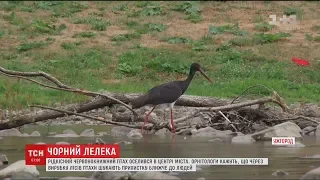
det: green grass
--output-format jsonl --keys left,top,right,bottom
{"left": 72, "top": 32, "right": 96, "bottom": 38}
{"left": 209, "top": 23, "right": 248, "bottom": 36}
{"left": 0, "top": 1, "right": 320, "bottom": 110}
{"left": 254, "top": 22, "right": 275, "bottom": 32}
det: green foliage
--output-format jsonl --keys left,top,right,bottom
{"left": 252, "top": 32, "right": 291, "bottom": 44}
{"left": 166, "top": 37, "right": 191, "bottom": 44}
{"left": 311, "top": 25, "right": 320, "bottom": 32}
{"left": 3, "top": 12, "right": 24, "bottom": 26}
{"left": 72, "top": 32, "right": 96, "bottom": 38}
{"left": 71, "top": 17, "right": 110, "bottom": 31}
{"left": 31, "top": 20, "right": 66, "bottom": 34}
{"left": 113, "top": 3, "right": 128, "bottom": 12}
{"left": 116, "top": 48, "right": 190, "bottom": 78}
{"left": 34, "top": 2, "right": 88, "bottom": 17}
{"left": 284, "top": 7, "right": 303, "bottom": 19}
{"left": 148, "top": 23, "right": 167, "bottom": 32}
{"left": 141, "top": 2, "right": 163, "bottom": 16}
{"left": 314, "top": 36, "right": 320, "bottom": 42}
{"left": 111, "top": 33, "right": 141, "bottom": 42}
{"left": 172, "top": 1, "right": 203, "bottom": 23}
{"left": 209, "top": 24, "right": 248, "bottom": 36}
{"left": 254, "top": 22, "right": 275, "bottom": 32}
{"left": 305, "top": 33, "right": 313, "bottom": 41}
{"left": 0, "top": 31, "right": 5, "bottom": 39}
{"left": 61, "top": 42, "right": 83, "bottom": 50}
{"left": 252, "top": 15, "right": 264, "bottom": 23}
{"left": 16, "top": 40, "right": 52, "bottom": 52}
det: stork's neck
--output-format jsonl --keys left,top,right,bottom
{"left": 179, "top": 68, "right": 196, "bottom": 94}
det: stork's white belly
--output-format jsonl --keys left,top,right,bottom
{"left": 146, "top": 101, "right": 176, "bottom": 111}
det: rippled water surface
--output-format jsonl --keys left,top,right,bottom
{"left": 0, "top": 125, "right": 319, "bottom": 179}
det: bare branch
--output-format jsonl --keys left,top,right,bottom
{"left": 0, "top": 66, "right": 70, "bottom": 89}
{"left": 174, "top": 95, "right": 288, "bottom": 124}
{"left": 30, "top": 105, "right": 140, "bottom": 129}
{"left": 0, "top": 71, "right": 139, "bottom": 119}
{"left": 218, "top": 111, "right": 238, "bottom": 132}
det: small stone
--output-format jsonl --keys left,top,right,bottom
{"left": 302, "top": 126, "right": 316, "bottom": 135}
{"left": 197, "top": 178, "right": 206, "bottom": 180}
{"left": 272, "top": 170, "right": 289, "bottom": 176}
{"left": 80, "top": 129, "right": 95, "bottom": 137}
{"left": 155, "top": 128, "right": 172, "bottom": 138}
{"left": 35, "top": 142, "right": 46, "bottom": 145}
{"left": 56, "top": 141, "right": 70, "bottom": 145}
{"left": 127, "top": 129, "right": 143, "bottom": 139}
{"left": 231, "top": 135, "right": 256, "bottom": 144}
{"left": 48, "top": 132, "right": 57, "bottom": 136}
{"left": 177, "top": 129, "right": 192, "bottom": 136}
{"left": 117, "top": 106, "right": 127, "bottom": 113}
{"left": 96, "top": 132, "right": 107, "bottom": 137}
{"left": 115, "top": 141, "right": 132, "bottom": 145}
{"left": 111, "top": 126, "right": 133, "bottom": 137}
{"left": 0, "top": 160, "right": 39, "bottom": 178}
{"left": 29, "top": 131, "right": 41, "bottom": 137}
{"left": 95, "top": 138, "right": 106, "bottom": 144}
{"left": 59, "top": 177, "right": 93, "bottom": 180}
{"left": 0, "top": 155, "right": 8, "bottom": 165}
{"left": 0, "top": 128, "right": 22, "bottom": 137}
{"left": 208, "top": 138, "right": 223, "bottom": 142}
{"left": 63, "top": 129, "right": 78, "bottom": 135}
{"left": 19, "top": 133, "right": 30, "bottom": 137}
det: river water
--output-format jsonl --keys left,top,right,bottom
{"left": 0, "top": 124, "right": 319, "bottom": 179}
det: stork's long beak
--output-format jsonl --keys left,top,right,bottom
{"left": 199, "top": 68, "right": 213, "bottom": 83}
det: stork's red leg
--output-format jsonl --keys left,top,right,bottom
{"left": 170, "top": 108, "right": 176, "bottom": 133}
{"left": 141, "top": 106, "right": 156, "bottom": 133}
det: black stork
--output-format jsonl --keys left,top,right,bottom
{"left": 130, "top": 63, "right": 213, "bottom": 133}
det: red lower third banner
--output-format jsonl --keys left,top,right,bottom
{"left": 25, "top": 144, "right": 120, "bottom": 165}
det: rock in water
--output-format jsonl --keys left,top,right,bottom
{"left": 191, "top": 127, "right": 235, "bottom": 141}
{"left": 197, "top": 178, "right": 206, "bottom": 180}
{"left": 91, "top": 171, "right": 131, "bottom": 180}
{"left": 301, "top": 166, "right": 320, "bottom": 180}
{"left": 0, "top": 155, "right": 8, "bottom": 165}
{"left": 302, "top": 126, "right": 316, "bottom": 135}
{"left": 111, "top": 126, "right": 133, "bottom": 137}
{"left": 131, "top": 172, "right": 180, "bottom": 180}
{"left": 29, "top": 131, "right": 41, "bottom": 137}
{"left": 59, "top": 177, "right": 94, "bottom": 180}
{"left": 127, "top": 130, "right": 143, "bottom": 139}
{"left": 155, "top": 128, "right": 172, "bottom": 138}
{"left": 231, "top": 135, "right": 256, "bottom": 144}
{"left": 0, "top": 128, "right": 22, "bottom": 137}
{"left": 0, "top": 160, "right": 39, "bottom": 179}
{"left": 54, "top": 129, "right": 79, "bottom": 138}
{"left": 263, "top": 122, "right": 302, "bottom": 139}
{"left": 316, "top": 125, "right": 320, "bottom": 137}
{"left": 272, "top": 170, "right": 289, "bottom": 176}
{"left": 56, "top": 141, "right": 70, "bottom": 145}
{"left": 80, "top": 129, "right": 95, "bottom": 137}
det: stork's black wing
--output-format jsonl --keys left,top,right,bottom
{"left": 145, "top": 81, "right": 183, "bottom": 105}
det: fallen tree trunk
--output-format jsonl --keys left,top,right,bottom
{"left": 102, "top": 92, "right": 230, "bottom": 107}
{"left": 0, "top": 94, "right": 230, "bottom": 130}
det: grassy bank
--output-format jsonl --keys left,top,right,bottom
{"left": 0, "top": 1, "right": 320, "bottom": 109}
